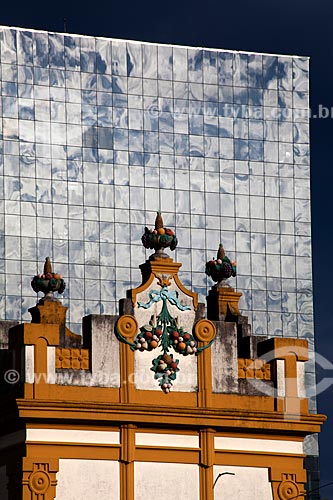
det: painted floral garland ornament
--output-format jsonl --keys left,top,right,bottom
{"left": 151, "top": 354, "right": 179, "bottom": 393}
{"left": 116, "top": 213, "right": 216, "bottom": 393}
{"left": 141, "top": 211, "right": 178, "bottom": 259}
{"left": 116, "top": 284, "right": 215, "bottom": 393}
{"left": 31, "top": 257, "right": 66, "bottom": 300}
{"left": 205, "top": 244, "right": 237, "bottom": 287}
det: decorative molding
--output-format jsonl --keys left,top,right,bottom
{"left": 131, "top": 259, "right": 198, "bottom": 310}
{"left": 199, "top": 429, "right": 215, "bottom": 500}
{"left": 194, "top": 319, "right": 216, "bottom": 343}
{"left": 238, "top": 358, "right": 271, "bottom": 380}
{"left": 197, "top": 339, "right": 213, "bottom": 408}
{"left": 120, "top": 460, "right": 134, "bottom": 500}
{"left": 172, "top": 272, "right": 199, "bottom": 311}
{"left": 278, "top": 479, "right": 300, "bottom": 500}
{"left": 13, "top": 393, "right": 325, "bottom": 433}
{"left": 22, "top": 458, "right": 59, "bottom": 500}
{"left": 120, "top": 425, "right": 136, "bottom": 500}
{"left": 200, "top": 428, "right": 215, "bottom": 468}
{"left": 155, "top": 273, "right": 172, "bottom": 287}
{"left": 270, "top": 471, "right": 307, "bottom": 500}
{"left": 3, "top": 300, "right": 324, "bottom": 500}
{"left": 28, "top": 469, "right": 50, "bottom": 495}
{"left": 200, "top": 464, "right": 214, "bottom": 500}
{"left": 116, "top": 316, "right": 138, "bottom": 340}
{"left": 55, "top": 348, "right": 89, "bottom": 370}
{"left": 120, "top": 425, "right": 136, "bottom": 464}
{"left": 119, "top": 342, "right": 135, "bottom": 404}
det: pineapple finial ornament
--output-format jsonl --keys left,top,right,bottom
{"left": 141, "top": 211, "right": 178, "bottom": 260}
{"left": 205, "top": 244, "right": 237, "bottom": 287}
{"left": 31, "top": 257, "right": 66, "bottom": 300}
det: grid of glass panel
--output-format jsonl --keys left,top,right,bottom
{"left": 0, "top": 28, "right": 314, "bottom": 391}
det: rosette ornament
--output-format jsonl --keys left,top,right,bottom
{"left": 205, "top": 244, "right": 237, "bottom": 287}
{"left": 141, "top": 211, "right": 178, "bottom": 259}
{"left": 31, "top": 257, "right": 66, "bottom": 300}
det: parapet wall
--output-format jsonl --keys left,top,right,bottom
{"left": 0, "top": 251, "right": 326, "bottom": 500}
{"left": 0, "top": 258, "right": 311, "bottom": 417}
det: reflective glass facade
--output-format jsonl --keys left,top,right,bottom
{"left": 0, "top": 28, "right": 313, "bottom": 393}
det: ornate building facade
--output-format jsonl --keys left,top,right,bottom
{"left": 0, "top": 215, "right": 325, "bottom": 498}
{"left": 0, "top": 26, "right": 320, "bottom": 498}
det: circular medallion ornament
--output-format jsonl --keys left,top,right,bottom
{"left": 28, "top": 471, "right": 50, "bottom": 494}
{"left": 278, "top": 480, "right": 299, "bottom": 500}
{"left": 194, "top": 319, "right": 216, "bottom": 343}
{"left": 116, "top": 315, "right": 138, "bottom": 339}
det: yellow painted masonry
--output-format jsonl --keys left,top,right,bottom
{"left": 0, "top": 256, "right": 326, "bottom": 500}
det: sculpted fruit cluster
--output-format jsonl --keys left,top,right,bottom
{"left": 151, "top": 353, "right": 180, "bottom": 393}
{"left": 141, "top": 211, "right": 178, "bottom": 252}
{"left": 135, "top": 324, "right": 162, "bottom": 351}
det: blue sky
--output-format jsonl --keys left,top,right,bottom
{"left": 1, "top": 0, "right": 332, "bottom": 496}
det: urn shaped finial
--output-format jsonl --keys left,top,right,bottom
{"left": 31, "top": 257, "right": 66, "bottom": 300}
{"left": 205, "top": 244, "right": 237, "bottom": 287}
{"left": 141, "top": 211, "right": 178, "bottom": 260}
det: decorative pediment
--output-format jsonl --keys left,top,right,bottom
{"left": 115, "top": 212, "right": 215, "bottom": 392}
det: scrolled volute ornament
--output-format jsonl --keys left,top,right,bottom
{"left": 194, "top": 319, "right": 216, "bottom": 343}
{"left": 115, "top": 315, "right": 138, "bottom": 345}
{"left": 193, "top": 319, "right": 216, "bottom": 353}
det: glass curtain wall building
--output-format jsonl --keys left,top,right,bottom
{"left": 0, "top": 26, "right": 313, "bottom": 405}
